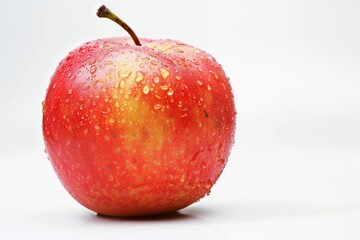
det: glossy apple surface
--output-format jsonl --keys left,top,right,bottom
{"left": 42, "top": 37, "right": 236, "bottom": 217}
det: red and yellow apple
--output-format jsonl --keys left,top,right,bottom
{"left": 42, "top": 6, "right": 236, "bottom": 217}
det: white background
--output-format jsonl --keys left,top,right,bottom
{"left": 1, "top": 0, "right": 360, "bottom": 239}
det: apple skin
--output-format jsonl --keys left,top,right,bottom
{"left": 42, "top": 37, "right": 236, "bottom": 217}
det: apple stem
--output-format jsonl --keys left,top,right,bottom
{"left": 97, "top": 5, "right": 142, "bottom": 46}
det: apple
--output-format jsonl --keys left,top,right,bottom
{"left": 42, "top": 5, "right": 236, "bottom": 217}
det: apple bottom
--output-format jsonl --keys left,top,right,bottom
{"left": 56, "top": 152, "right": 224, "bottom": 217}
{"left": 50, "top": 127, "right": 228, "bottom": 217}
{"left": 59, "top": 172, "right": 219, "bottom": 217}
{"left": 77, "top": 185, "right": 208, "bottom": 217}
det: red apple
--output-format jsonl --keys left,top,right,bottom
{"left": 42, "top": 5, "right": 236, "bottom": 217}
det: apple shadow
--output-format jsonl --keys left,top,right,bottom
{"left": 84, "top": 201, "right": 317, "bottom": 224}
{"left": 94, "top": 210, "right": 199, "bottom": 223}
{"left": 79, "top": 206, "right": 233, "bottom": 239}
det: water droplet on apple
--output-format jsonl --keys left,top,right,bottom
{"left": 94, "top": 124, "right": 100, "bottom": 135}
{"left": 104, "top": 96, "right": 109, "bottom": 102}
{"left": 53, "top": 83, "right": 57, "bottom": 89}
{"left": 90, "top": 65, "right": 97, "bottom": 74}
{"left": 118, "top": 68, "right": 132, "bottom": 78}
{"left": 178, "top": 101, "right": 183, "bottom": 108}
{"left": 115, "top": 101, "right": 120, "bottom": 108}
{"left": 160, "top": 85, "right": 168, "bottom": 91}
{"left": 120, "top": 80, "right": 125, "bottom": 88}
{"left": 175, "top": 76, "right": 182, "bottom": 80}
{"left": 92, "top": 79, "right": 99, "bottom": 86}
{"left": 209, "top": 70, "right": 219, "bottom": 79}
{"left": 160, "top": 68, "right": 170, "bottom": 80}
{"left": 142, "top": 85, "right": 150, "bottom": 94}
{"left": 79, "top": 104, "right": 84, "bottom": 110}
{"left": 178, "top": 56, "right": 186, "bottom": 63}
{"left": 207, "top": 85, "right": 212, "bottom": 91}
{"left": 193, "top": 60, "right": 200, "bottom": 66}
{"left": 68, "top": 89, "right": 73, "bottom": 95}
{"left": 196, "top": 80, "right": 203, "bottom": 86}
{"left": 89, "top": 58, "right": 96, "bottom": 65}
{"left": 167, "top": 88, "right": 174, "bottom": 96}
{"left": 154, "top": 104, "right": 161, "bottom": 110}
{"left": 175, "top": 48, "right": 184, "bottom": 53}
{"left": 135, "top": 71, "right": 144, "bottom": 82}
{"left": 114, "top": 81, "right": 120, "bottom": 88}
{"left": 153, "top": 77, "right": 160, "bottom": 83}
{"left": 108, "top": 118, "right": 115, "bottom": 124}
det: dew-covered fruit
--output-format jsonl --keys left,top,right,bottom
{"left": 42, "top": 5, "right": 236, "bottom": 217}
